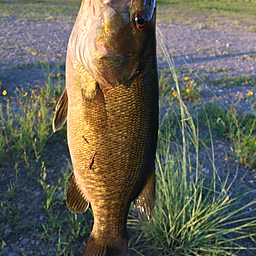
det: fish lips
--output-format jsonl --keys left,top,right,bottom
{"left": 94, "top": 0, "right": 156, "bottom": 25}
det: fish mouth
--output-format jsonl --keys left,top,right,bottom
{"left": 91, "top": 0, "right": 156, "bottom": 23}
{"left": 70, "top": 0, "right": 156, "bottom": 89}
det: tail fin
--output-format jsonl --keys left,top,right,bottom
{"left": 82, "top": 236, "right": 128, "bottom": 256}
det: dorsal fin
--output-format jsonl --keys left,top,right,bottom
{"left": 52, "top": 88, "right": 68, "bottom": 133}
{"left": 66, "top": 174, "right": 89, "bottom": 213}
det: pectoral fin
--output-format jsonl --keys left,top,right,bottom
{"left": 52, "top": 88, "right": 68, "bottom": 133}
{"left": 134, "top": 170, "right": 156, "bottom": 223}
{"left": 66, "top": 174, "right": 89, "bottom": 213}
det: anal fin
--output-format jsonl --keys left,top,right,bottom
{"left": 66, "top": 174, "right": 89, "bottom": 213}
{"left": 134, "top": 170, "right": 156, "bottom": 223}
{"left": 53, "top": 88, "right": 68, "bottom": 133}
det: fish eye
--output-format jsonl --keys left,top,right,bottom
{"left": 134, "top": 12, "right": 148, "bottom": 30}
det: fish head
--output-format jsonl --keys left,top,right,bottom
{"left": 69, "top": 0, "right": 156, "bottom": 89}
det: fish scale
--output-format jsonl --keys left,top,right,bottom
{"left": 53, "top": 0, "right": 158, "bottom": 254}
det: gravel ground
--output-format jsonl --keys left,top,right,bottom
{"left": 1, "top": 9, "right": 256, "bottom": 256}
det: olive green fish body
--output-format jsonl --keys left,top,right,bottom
{"left": 66, "top": 46, "right": 158, "bottom": 240}
{"left": 53, "top": 0, "right": 158, "bottom": 254}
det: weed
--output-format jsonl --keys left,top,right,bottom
{"left": 0, "top": 241, "right": 7, "bottom": 255}
{"left": 127, "top": 36, "right": 256, "bottom": 255}
{"left": 212, "top": 75, "right": 256, "bottom": 88}
{"left": 14, "top": 162, "right": 19, "bottom": 182}
{"left": 0, "top": 62, "right": 65, "bottom": 167}
{"left": 38, "top": 162, "right": 59, "bottom": 212}
{"left": 159, "top": 75, "right": 201, "bottom": 102}
{"left": 6, "top": 181, "right": 15, "bottom": 200}
{"left": 180, "top": 78, "right": 201, "bottom": 102}
{"left": 206, "top": 68, "right": 229, "bottom": 74}
{"left": 201, "top": 100, "right": 256, "bottom": 168}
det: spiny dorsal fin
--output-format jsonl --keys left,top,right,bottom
{"left": 134, "top": 170, "right": 156, "bottom": 224}
{"left": 52, "top": 88, "right": 68, "bottom": 133}
{"left": 66, "top": 174, "right": 89, "bottom": 213}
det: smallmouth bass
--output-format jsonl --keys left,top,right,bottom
{"left": 53, "top": 0, "right": 158, "bottom": 254}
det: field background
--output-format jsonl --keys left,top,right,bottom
{"left": 0, "top": 0, "right": 256, "bottom": 255}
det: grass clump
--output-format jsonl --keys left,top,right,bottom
{"left": 159, "top": 75, "right": 202, "bottom": 102}
{"left": 0, "top": 67, "right": 64, "bottom": 166}
{"left": 128, "top": 82, "right": 256, "bottom": 256}
{"left": 0, "top": 0, "right": 81, "bottom": 21}
{"left": 212, "top": 76, "right": 256, "bottom": 88}
{"left": 37, "top": 162, "right": 93, "bottom": 255}
{"left": 201, "top": 98, "right": 256, "bottom": 168}
{"left": 127, "top": 32, "right": 256, "bottom": 255}
{"left": 132, "top": 146, "right": 256, "bottom": 255}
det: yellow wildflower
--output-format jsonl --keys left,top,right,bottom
{"left": 186, "top": 88, "right": 191, "bottom": 93}
{"left": 38, "top": 110, "right": 41, "bottom": 117}
{"left": 184, "top": 77, "right": 189, "bottom": 81}
{"left": 50, "top": 73, "right": 55, "bottom": 77}
{"left": 23, "top": 92, "right": 28, "bottom": 97}
{"left": 57, "top": 53, "right": 62, "bottom": 57}
{"left": 2, "top": 90, "right": 7, "bottom": 96}
{"left": 248, "top": 91, "right": 253, "bottom": 96}
{"left": 172, "top": 92, "right": 177, "bottom": 97}
{"left": 57, "top": 73, "right": 61, "bottom": 77}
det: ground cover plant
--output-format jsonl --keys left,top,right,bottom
{"left": 1, "top": 0, "right": 256, "bottom": 255}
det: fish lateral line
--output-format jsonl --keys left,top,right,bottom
{"left": 88, "top": 151, "right": 97, "bottom": 170}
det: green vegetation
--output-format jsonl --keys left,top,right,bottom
{"left": 0, "top": 0, "right": 81, "bottom": 21}
{"left": 1, "top": 0, "right": 256, "bottom": 26}
{"left": 156, "top": 0, "right": 256, "bottom": 26}
{"left": 130, "top": 136, "right": 256, "bottom": 255}
{"left": 0, "top": 61, "right": 65, "bottom": 166}
{"left": 2, "top": 50, "right": 255, "bottom": 255}
{"left": 201, "top": 100, "right": 256, "bottom": 168}
{"left": 212, "top": 76, "right": 256, "bottom": 88}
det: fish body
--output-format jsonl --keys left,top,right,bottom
{"left": 53, "top": 0, "right": 158, "bottom": 254}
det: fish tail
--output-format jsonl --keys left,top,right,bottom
{"left": 83, "top": 235, "right": 128, "bottom": 256}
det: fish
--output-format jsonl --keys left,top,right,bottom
{"left": 52, "top": 0, "right": 158, "bottom": 254}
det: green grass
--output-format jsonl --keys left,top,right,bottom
{"left": 0, "top": 65, "right": 65, "bottom": 166}
{"left": 157, "top": 0, "right": 256, "bottom": 16}
{"left": 128, "top": 89, "right": 256, "bottom": 256}
{"left": 212, "top": 76, "right": 256, "bottom": 88}
{"left": 1, "top": 62, "right": 256, "bottom": 255}
{"left": 1, "top": 0, "right": 256, "bottom": 25}
{"left": 156, "top": 0, "right": 256, "bottom": 26}
{"left": 200, "top": 100, "right": 256, "bottom": 169}
{"left": 0, "top": 0, "right": 81, "bottom": 21}
{"left": 129, "top": 137, "right": 256, "bottom": 255}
